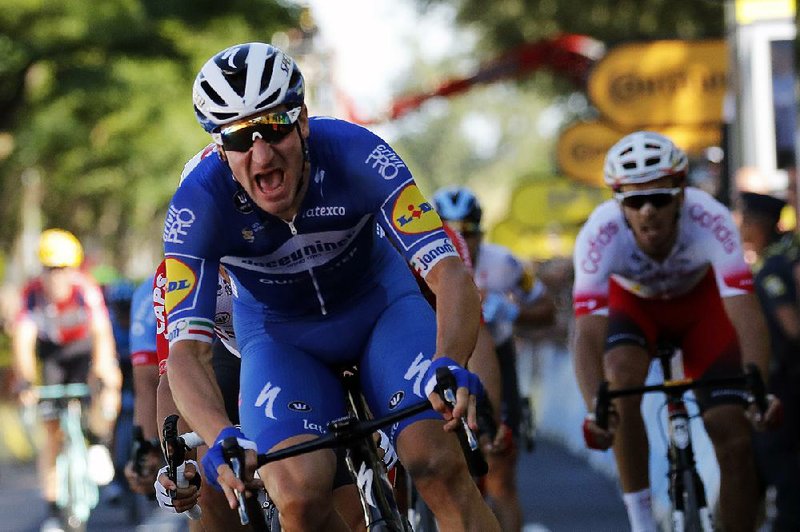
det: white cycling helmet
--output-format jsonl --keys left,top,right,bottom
{"left": 603, "top": 131, "right": 688, "bottom": 190}
{"left": 192, "top": 42, "right": 305, "bottom": 134}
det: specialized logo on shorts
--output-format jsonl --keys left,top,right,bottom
{"left": 365, "top": 144, "right": 407, "bottom": 180}
{"left": 165, "top": 258, "right": 196, "bottom": 313}
{"left": 163, "top": 205, "right": 196, "bottom": 244}
{"left": 288, "top": 401, "right": 311, "bottom": 412}
{"left": 392, "top": 185, "right": 441, "bottom": 235}
{"left": 255, "top": 382, "right": 281, "bottom": 420}
{"left": 388, "top": 391, "right": 405, "bottom": 410}
{"left": 404, "top": 353, "right": 431, "bottom": 398}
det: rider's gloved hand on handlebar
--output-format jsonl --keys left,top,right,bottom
{"left": 582, "top": 412, "right": 616, "bottom": 451}
{"left": 423, "top": 356, "right": 484, "bottom": 432}
{"left": 154, "top": 460, "right": 201, "bottom": 513}
{"left": 201, "top": 426, "right": 258, "bottom": 491}
{"left": 748, "top": 394, "right": 784, "bottom": 431}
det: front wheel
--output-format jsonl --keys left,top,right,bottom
{"left": 672, "top": 469, "right": 713, "bottom": 532}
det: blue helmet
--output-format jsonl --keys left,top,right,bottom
{"left": 192, "top": 42, "right": 305, "bottom": 134}
{"left": 104, "top": 279, "right": 137, "bottom": 304}
{"left": 432, "top": 186, "right": 482, "bottom": 225}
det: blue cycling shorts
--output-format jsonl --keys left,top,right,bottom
{"left": 237, "top": 285, "right": 441, "bottom": 454}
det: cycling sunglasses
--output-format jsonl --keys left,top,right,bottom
{"left": 615, "top": 187, "right": 682, "bottom": 209}
{"left": 444, "top": 220, "right": 482, "bottom": 236}
{"left": 218, "top": 107, "right": 302, "bottom": 152}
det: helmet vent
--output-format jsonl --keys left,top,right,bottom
{"left": 645, "top": 157, "right": 660, "bottom": 166}
{"left": 200, "top": 80, "right": 226, "bottom": 106}
{"left": 260, "top": 56, "right": 277, "bottom": 93}
{"left": 256, "top": 89, "right": 281, "bottom": 110}
{"left": 212, "top": 111, "right": 238, "bottom": 121}
{"left": 622, "top": 162, "right": 637, "bottom": 169}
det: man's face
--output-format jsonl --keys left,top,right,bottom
{"left": 616, "top": 175, "right": 683, "bottom": 260}
{"left": 443, "top": 220, "right": 482, "bottom": 263}
{"left": 41, "top": 266, "right": 75, "bottom": 301}
{"left": 220, "top": 105, "right": 310, "bottom": 221}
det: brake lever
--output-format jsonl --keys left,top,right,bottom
{"left": 222, "top": 436, "right": 250, "bottom": 525}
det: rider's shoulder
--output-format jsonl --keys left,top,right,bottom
{"left": 177, "top": 144, "right": 229, "bottom": 190}
{"left": 580, "top": 198, "right": 625, "bottom": 234}
{"left": 478, "top": 242, "right": 520, "bottom": 266}
{"left": 682, "top": 186, "right": 729, "bottom": 216}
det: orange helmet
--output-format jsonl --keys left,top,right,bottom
{"left": 38, "top": 229, "right": 84, "bottom": 268}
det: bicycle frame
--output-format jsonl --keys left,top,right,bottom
{"left": 595, "top": 349, "right": 767, "bottom": 532}
{"left": 340, "top": 368, "right": 409, "bottom": 531}
{"left": 37, "top": 383, "right": 98, "bottom": 530}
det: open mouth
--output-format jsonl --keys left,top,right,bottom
{"left": 256, "top": 169, "right": 285, "bottom": 196}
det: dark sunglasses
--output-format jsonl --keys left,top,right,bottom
{"left": 217, "top": 107, "right": 302, "bottom": 152}
{"left": 444, "top": 220, "right": 482, "bottom": 235}
{"left": 615, "top": 187, "right": 681, "bottom": 209}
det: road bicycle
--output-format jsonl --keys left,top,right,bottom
{"left": 165, "top": 365, "right": 486, "bottom": 531}
{"left": 35, "top": 383, "right": 99, "bottom": 531}
{"left": 594, "top": 342, "right": 768, "bottom": 532}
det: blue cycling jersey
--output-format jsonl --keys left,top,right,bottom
{"left": 163, "top": 117, "right": 457, "bottom": 345}
{"left": 129, "top": 275, "right": 157, "bottom": 359}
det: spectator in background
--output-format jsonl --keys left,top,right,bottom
{"left": 11, "top": 229, "right": 121, "bottom": 531}
{"left": 737, "top": 191, "right": 800, "bottom": 531}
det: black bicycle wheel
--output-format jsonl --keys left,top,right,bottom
{"left": 679, "top": 469, "right": 711, "bottom": 532}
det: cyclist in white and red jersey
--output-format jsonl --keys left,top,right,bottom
{"left": 12, "top": 229, "right": 121, "bottom": 531}
{"left": 573, "top": 131, "right": 782, "bottom": 532}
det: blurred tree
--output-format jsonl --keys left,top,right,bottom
{"left": 421, "top": 0, "right": 725, "bottom": 54}
{"left": 0, "top": 0, "right": 302, "bottom": 274}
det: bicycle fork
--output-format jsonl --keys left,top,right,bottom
{"left": 666, "top": 399, "right": 713, "bottom": 532}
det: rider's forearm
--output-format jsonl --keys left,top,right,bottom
{"left": 167, "top": 340, "right": 230, "bottom": 446}
{"left": 92, "top": 314, "right": 121, "bottom": 387}
{"left": 426, "top": 257, "right": 481, "bottom": 366}
{"left": 572, "top": 314, "right": 608, "bottom": 411}
{"left": 133, "top": 364, "right": 160, "bottom": 440}
{"left": 723, "top": 293, "right": 771, "bottom": 379}
{"left": 11, "top": 320, "right": 38, "bottom": 383}
{"left": 467, "top": 325, "right": 502, "bottom": 420}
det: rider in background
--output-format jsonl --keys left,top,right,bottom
{"left": 573, "top": 132, "right": 782, "bottom": 532}
{"left": 434, "top": 186, "right": 555, "bottom": 532}
{"left": 11, "top": 228, "right": 121, "bottom": 531}
{"left": 736, "top": 190, "right": 800, "bottom": 531}
{"left": 101, "top": 278, "right": 140, "bottom": 503}
{"left": 123, "top": 274, "right": 163, "bottom": 496}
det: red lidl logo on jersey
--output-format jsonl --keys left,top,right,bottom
{"left": 165, "top": 258, "right": 196, "bottom": 313}
{"left": 392, "top": 185, "right": 442, "bottom": 235}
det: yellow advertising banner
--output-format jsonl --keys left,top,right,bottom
{"left": 736, "top": 0, "right": 795, "bottom": 24}
{"left": 490, "top": 218, "right": 581, "bottom": 260}
{"left": 509, "top": 179, "right": 609, "bottom": 229}
{"left": 556, "top": 121, "right": 722, "bottom": 187}
{"left": 588, "top": 40, "right": 728, "bottom": 128}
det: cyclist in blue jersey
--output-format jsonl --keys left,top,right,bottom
{"left": 123, "top": 276, "right": 163, "bottom": 496}
{"left": 163, "top": 42, "right": 499, "bottom": 531}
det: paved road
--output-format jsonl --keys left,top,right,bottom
{"left": 0, "top": 435, "right": 626, "bottom": 531}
